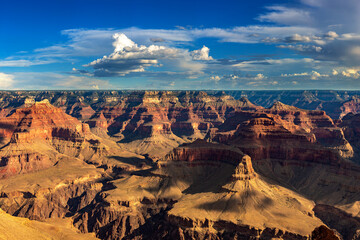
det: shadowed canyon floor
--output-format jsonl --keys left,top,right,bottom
{"left": 0, "top": 91, "right": 360, "bottom": 239}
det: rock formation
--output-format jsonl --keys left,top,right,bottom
{"left": 0, "top": 91, "right": 357, "bottom": 239}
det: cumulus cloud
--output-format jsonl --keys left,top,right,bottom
{"left": 18, "top": 25, "right": 319, "bottom": 63}
{"left": 254, "top": 73, "right": 266, "bottom": 80}
{"left": 190, "top": 46, "right": 213, "bottom": 61}
{"left": 284, "top": 34, "right": 312, "bottom": 43}
{"left": 324, "top": 31, "right": 339, "bottom": 40}
{"left": 83, "top": 33, "right": 217, "bottom": 77}
{"left": 341, "top": 68, "right": 360, "bottom": 78}
{"left": 210, "top": 75, "right": 221, "bottom": 83}
{"left": 85, "top": 33, "right": 180, "bottom": 77}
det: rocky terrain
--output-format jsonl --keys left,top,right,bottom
{"left": 225, "top": 90, "right": 360, "bottom": 119}
{"left": 0, "top": 90, "right": 359, "bottom": 239}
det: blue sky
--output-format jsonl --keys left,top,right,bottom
{"left": 1, "top": 0, "right": 360, "bottom": 90}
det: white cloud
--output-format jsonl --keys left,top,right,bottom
{"left": 85, "top": 33, "right": 180, "bottom": 76}
{"left": 210, "top": 75, "right": 221, "bottom": 83}
{"left": 324, "top": 31, "right": 339, "bottom": 40}
{"left": 254, "top": 73, "right": 266, "bottom": 80}
{"left": 112, "top": 33, "right": 137, "bottom": 51}
{"left": 257, "top": 6, "right": 311, "bottom": 25}
{"left": 308, "top": 71, "right": 329, "bottom": 80}
{"left": 281, "top": 71, "right": 328, "bottom": 80}
{"left": 0, "top": 59, "right": 54, "bottom": 67}
{"left": 342, "top": 68, "right": 360, "bottom": 78}
{"left": 310, "top": 71, "right": 321, "bottom": 80}
{"left": 0, "top": 73, "right": 15, "bottom": 88}
{"left": 285, "top": 34, "right": 312, "bottom": 43}
{"left": 84, "top": 33, "right": 210, "bottom": 77}
{"left": 190, "top": 46, "right": 213, "bottom": 61}
{"left": 278, "top": 44, "right": 322, "bottom": 52}
{"left": 261, "top": 0, "right": 360, "bottom": 32}
{"left": 281, "top": 72, "right": 309, "bottom": 77}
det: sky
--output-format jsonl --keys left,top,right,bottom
{"left": 1, "top": 0, "right": 360, "bottom": 90}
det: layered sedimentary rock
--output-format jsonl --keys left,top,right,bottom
{"left": 340, "top": 113, "right": 360, "bottom": 161}
{"left": 93, "top": 91, "right": 261, "bottom": 158}
{"left": 207, "top": 102, "right": 360, "bottom": 238}
{"left": 0, "top": 91, "right": 261, "bottom": 159}
{"left": 227, "top": 90, "right": 360, "bottom": 119}
{"left": 161, "top": 141, "right": 324, "bottom": 238}
{"left": 0, "top": 209, "right": 98, "bottom": 240}
{"left": 211, "top": 101, "right": 353, "bottom": 162}
{"left": 0, "top": 91, "right": 358, "bottom": 239}
{"left": 0, "top": 100, "right": 110, "bottom": 178}
{"left": 72, "top": 141, "right": 326, "bottom": 239}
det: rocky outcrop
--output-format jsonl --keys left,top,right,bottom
{"left": 0, "top": 208, "right": 99, "bottom": 240}
{"left": 226, "top": 90, "right": 360, "bottom": 119}
{"left": 70, "top": 141, "right": 324, "bottom": 239}
{"left": 0, "top": 152, "right": 53, "bottom": 178}
{"left": 0, "top": 91, "right": 358, "bottom": 239}
{"left": 210, "top": 104, "right": 353, "bottom": 164}
{"left": 314, "top": 204, "right": 360, "bottom": 240}
{"left": 9, "top": 91, "right": 259, "bottom": 159}
{"left": 339, "top": 96, "right": 360, "bottom": 119}
{"left": 311, "top": 225, "right": 340, "bottom": 240}
{"left": 0, "top": 179, "right": 103, "bottom": 220}
{"left": 0, "top": 100, "right": 112, "bottom": 178}
{"left": 162, "top": 139, "right": 252, "bottom": 167}
{"left": 73, "top": 198, "right": 170, "bottom": 240}
{"left": 339, "top": 113, "right": 360, "bottom": 162}
{"left": 3, "top": 99, "right": 89, "bottom": 143}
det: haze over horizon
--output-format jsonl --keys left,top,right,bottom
{"left": 2, "top": 0, "right": 360, "bottom": 90}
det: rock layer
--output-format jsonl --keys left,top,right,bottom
{"left": 0, "top": 91, "right": 357, "bottom": 239}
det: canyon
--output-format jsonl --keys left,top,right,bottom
{"left": 0, "top": 90, "right": 359, "bottom": 239}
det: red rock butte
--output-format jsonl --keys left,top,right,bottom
{"left": 0, "top": 90, "right": 358, "bottom": 239}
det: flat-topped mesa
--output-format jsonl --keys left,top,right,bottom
{"left": 161, "top": 140, "right": 254, "bottom": 170}
{"left": 0, "top": 101, "right": 109, "bottom": 178}
{"left": 4, "top": 99, "right": 89, "bottom": 144}
{"left": 265, "top": 101, "right": 334, "bottom": 129}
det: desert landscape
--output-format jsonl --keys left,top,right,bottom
{"left": 2, "top": 0, "right": 360, "bottom": 239}
{"left": 0, "top": 90, "right": 357, "bottom": 239}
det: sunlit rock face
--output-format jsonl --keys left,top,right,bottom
{"left": 0, "top": 91, "right": 358, "bottom": 239}
{"left": 210, "top": 102, "right": 354, "bottom": 165}
{"left": 0, "top": 100, "right": 108, "bottom": 178}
